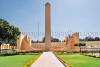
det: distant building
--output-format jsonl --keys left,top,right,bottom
{"left": 1, "top": 43, "right": 16, "bottom": 49}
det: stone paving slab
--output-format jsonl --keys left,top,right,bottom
{"left": 31, "top": 52, "right": 65, "bottom": 67}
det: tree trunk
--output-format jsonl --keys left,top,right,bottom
{"left": 80, "top": 46, "right": 81, "bottom": 53}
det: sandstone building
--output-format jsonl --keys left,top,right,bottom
{"left": 17, "top": 32, "right": 80, "bottom": 51}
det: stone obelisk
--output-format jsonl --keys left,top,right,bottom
{"left": 45, "top": 3, "right": 51, "bottom": 51}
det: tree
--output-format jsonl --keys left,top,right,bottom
{"left": 94, "top": 37, "right": 100, "bottom": 41}
{"left": 42, "top": 37, "right": 60, "bottom": 42}
{"left": 0, "top": 18, "right": 21, "bottom": 47}
{"left": 42, "top": 37, "right": 45, "bottom": 42}
{"left": 74, "top": 42, "right": 86, "bottom": 53}
{"left": 84, "top": 37, "right": 94, "bottom": 41}
{"left": 80, "top": 36, "right": 100, "bottom": 41}
{"left": 0, "top": 41, "right": 3, "bottom": 54}
{"left": 51, "top": 38, "right": 60, "bottom": 42}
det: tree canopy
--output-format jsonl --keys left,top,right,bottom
{"left": 74, "top": 43, "right": 86, "bottom": 47}
{"left": 80, "top": 36, "right": 100, "bottom": 41}
{"left": 42, "top": 37, "right": 60, "bottom": 42}
{"left": 0, "top": 18, "right": 21, "bottom": 46}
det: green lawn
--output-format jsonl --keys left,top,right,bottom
{"left": 0, "top": 55, "right": 38, "bottom": 67}
{"left": 58, "top": 54, "right": 100, "bottom": 67}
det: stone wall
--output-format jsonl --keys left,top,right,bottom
{"left": 31, "top": 42, "right": 66, "bottom": 51}
{"left": 17, "top": 33, "right": 100, "bottom": 51}
{"left": 81, "top": 41, "right": 100, "bottom": 48}
{"left": 17, "top": 34, "right": 24, "bottom": 50}
{"left": 17, "top": 34, "right": 33, "bottom": 51}
{"left": 17, "top": 33, "right": 80, "bottom": 51}
{"left": 65, "top": 32, "right": 80, "bottom": 50}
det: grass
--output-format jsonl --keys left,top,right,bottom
{"left": 58, "top": 54, "right": 100, "bottom": 67}
{"left": 0, "top": 55, "right": 38, "bottom": 67}
{"left": 25, "top": 53, "right": 41, "bottom": 67}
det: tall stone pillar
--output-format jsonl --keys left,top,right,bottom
{"left": 45, "top": 3, "right": 51, "bottom": 51}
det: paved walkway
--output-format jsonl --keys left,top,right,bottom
{"left": 31, "top": 52, "right": 65, "bottom": 67}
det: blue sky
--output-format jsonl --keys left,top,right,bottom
{"left": 0, "top": 0, "right": 100, "bottom": 41}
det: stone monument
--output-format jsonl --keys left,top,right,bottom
{"left": 45, "top": 3, "right": 51, "bottom": 51}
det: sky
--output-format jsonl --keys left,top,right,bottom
{"left": 0, "top": 0, "right": 100, "bottom": 41}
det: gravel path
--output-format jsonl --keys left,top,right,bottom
{"left": 31, "top": 52, "right": 65, "bottom": 67}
